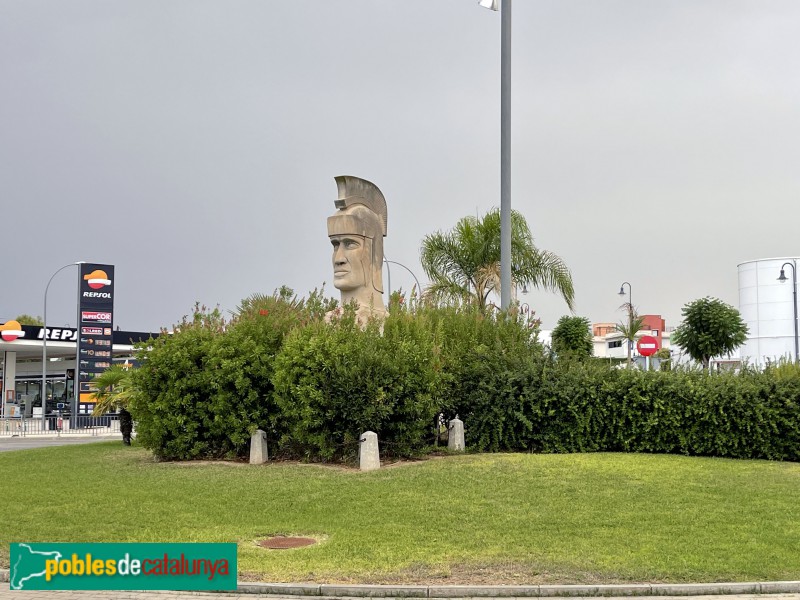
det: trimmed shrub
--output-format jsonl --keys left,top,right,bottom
{"left": 272, "top": 308, "right": 440, "bottom": 461}
{"left": 422, "top": 307, "right": 542, "bottom": 411}
{"left": 530, "top": 365, "right": 800, "bottom": 461}
{"left": 450, "top": 356, "right": 800, "bottom": 461}
{"left": 129, "top": 306, "right": 224, "bottom": 460}
{"left": 129, "top": 290, "right": 326, "bottom": 461}
{"left": 531, "top": 359, "right": 612, "bottom": 453}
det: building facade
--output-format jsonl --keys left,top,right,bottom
{"left": 1, "top": 323, "right": 154, "bottom": 419}
{"left": 593, "top": 315, "right": 671, "bottom": 364}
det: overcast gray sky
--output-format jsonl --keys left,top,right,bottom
{"left": 2, "top": 0, "right": 799, "bottom": 333}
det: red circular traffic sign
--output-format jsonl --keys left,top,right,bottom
{"left": 636, "top": 335, "right": 660, "bottom": 357}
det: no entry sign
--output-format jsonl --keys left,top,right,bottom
{"left": 636, "top": 335, "right": 659, "bottom": 357}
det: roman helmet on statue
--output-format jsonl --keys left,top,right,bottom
{"left": 327, "top": 175, "right": 388, "bottom": 295}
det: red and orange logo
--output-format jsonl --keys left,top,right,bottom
{"left": 1, "top": 320, "right": 25, "bottom": 342}
{"left": 84, "top": 270, "right": 111, "bottom": 290}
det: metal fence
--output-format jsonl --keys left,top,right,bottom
{"left": 0, "top": 413, "right": 121, "bottom": 437}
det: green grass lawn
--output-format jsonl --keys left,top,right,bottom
{"left": 1, "top": 443, "right": 798, "bottom": 584}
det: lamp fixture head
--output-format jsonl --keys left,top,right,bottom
{"left": 618, "top": 286, "right": 626, "bottom": 296}
{"left": 479, "top": 0, "right": 499, "bottom": 10}
{"left": 778, "top": 269, "right": 788, "bottom": 283}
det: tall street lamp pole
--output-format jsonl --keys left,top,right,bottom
{"left": 618, "top": 281, "right": 633, "bottom": 368}
{"left": 480, "top": 0, "right": 512, "bottom": 311}
{"left": 778, "top": 261, "right": 799, "bottom": 363}
{"left": 42, "top": 262, "right": 83, "bottom": 432}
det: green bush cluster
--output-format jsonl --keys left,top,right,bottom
{"left": 128, "top": 290, "right": 800, "bottom": 463}
{"left": 130, "top": 290, "right": 329, "bottom": 460}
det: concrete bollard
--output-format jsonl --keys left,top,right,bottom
{"left": 249, "top": 429, "right": 269, "bottom": 464}
{"left": 448, "top": 417, "right": 465, "bottom": 452}
{"left": 359, "top": 431, "right": 380, "bottom": 471}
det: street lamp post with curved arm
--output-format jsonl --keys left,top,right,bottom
{"left": 618, "top": 281, "right": 633, "bottom": 368}
{"left": 384, "top": 259, "right": 422, "bottom": 300}
{"left": 42, "top": 262, "right": 84, "bottom": 431}
{"left": 778, "top": 261, "right": 798, "bottom": 363}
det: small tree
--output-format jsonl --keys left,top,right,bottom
{"left": 91, "top": 365, "right": 134, "bottom": 445}
{"left": 672, "top": 297, "right": 748, "bottom": 370}
{"left": 15, "top": 314, "right": 43, "bottom": 326}
{"left": 551, "top": 315, "right": 593, "bottom": 359}
{"left": 654, "top": 347, "right": 671, "bottom": 371}
{"left": 616, "top": 305, "right": 646, "bottom": 369}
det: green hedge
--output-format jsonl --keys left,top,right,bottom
{"left": 128, "top": 296, "right": 800, "bottom": 462}
{"left": 463, "top": 360, "right": 800, "bottom": 461}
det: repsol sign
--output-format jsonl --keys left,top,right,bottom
{"left": 16, "top": 326, "right": 79, "bottom": 342}
{"left": 41, "top": 328, "right": 78, "bottom": 341}
{"left": 82, "top": 291, "right": 112, "bottom": 299}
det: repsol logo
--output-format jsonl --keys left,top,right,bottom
{"left": 83, "top": 291, "right": 112, "bottom": 299}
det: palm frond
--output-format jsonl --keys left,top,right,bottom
{"left": 420, "top": 207, "right": 574, "bottom": 312}
{"left": 615, "top": 313, "right": 647, "bottom": 341}
{"left": 91, "top": 365, "right": 134, "bottom": 416}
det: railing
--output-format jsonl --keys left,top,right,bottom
{"left": 0, "top": 413, "right": 121, "bottom": 437}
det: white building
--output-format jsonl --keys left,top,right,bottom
{"left": 738, "top": 257, "right": 800, "bottom": 367}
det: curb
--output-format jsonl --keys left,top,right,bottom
{"left": 236, "top": 581, "right": 800, "bottom": 597}
{"left": 3, "top": 570, "right": 799, "bottom": 596}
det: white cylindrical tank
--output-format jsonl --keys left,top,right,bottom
{"left": 738, "top": 257, "right": 800, "bottom": 367}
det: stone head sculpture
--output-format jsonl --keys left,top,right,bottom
{"left": 327, "top": 175, "right": 388, "bottom": 320}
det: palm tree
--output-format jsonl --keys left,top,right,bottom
{"left": 616, "top": 304, "right": 646, "bottom": 369}
{"left": 420, "top": 208, "right": 575, "bottom": 312}
{"left": 91, "top": 364, "right": 135, "bottom": 445}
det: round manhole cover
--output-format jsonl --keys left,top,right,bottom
{"left": 258, "top": 536, "right": 317, "bottom": 550}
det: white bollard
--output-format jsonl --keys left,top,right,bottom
{"left": 448, "top": 417, "right": 465, "bottom": 452}
{"left": 359, "top": 431, "right": 381, "bottom": 471}
{"left": 249, "top": 429, "right": 269, "bottom": 464}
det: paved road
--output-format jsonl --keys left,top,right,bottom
{"left": 0, "top": 435, "right": 120, "bottom": 452}
{"left": 0, "top": 586, "right": 266, "bottom": 599}
{"left": 1, "top": 590, "right": 800, "bottom": 600}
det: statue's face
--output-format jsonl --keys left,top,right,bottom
{"left": 330, "top": 234, "right": 369, "bottom": 291}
